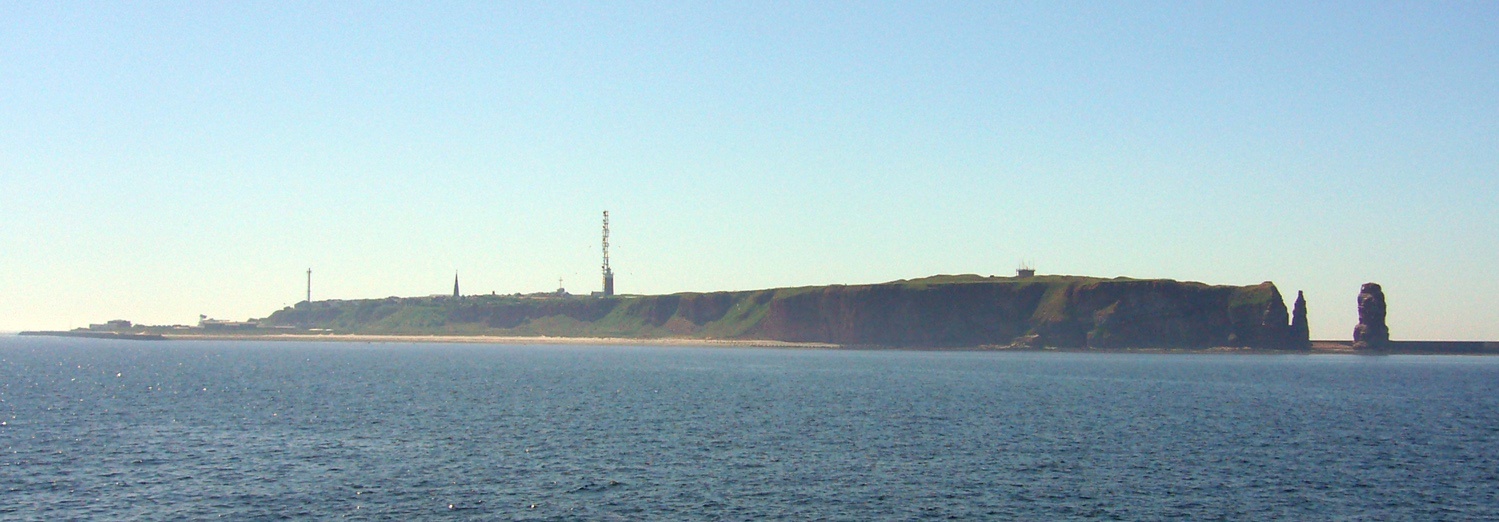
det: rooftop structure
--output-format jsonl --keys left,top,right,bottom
{"left": 88, "top": 319, "right": 133, "bottom": 331}
{"left": 199, "top": 316, "right": 259, "bottom": 330}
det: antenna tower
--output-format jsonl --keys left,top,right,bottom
{"left": 306, "top": 268, "right": 312, "bottom": 304}
{"left": 601, "top": 211, "right": 615, "bottom": 296}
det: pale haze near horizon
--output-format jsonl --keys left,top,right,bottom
{"left": 2, "top": 2, "right": 1495, "bottom": 340}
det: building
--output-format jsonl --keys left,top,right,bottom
{"left": 199, "top": 316, "right": 259, "bottom": 331}
{"left": 88, "top": 319, "right": 133, "bottom": 331}
{"left": 1016, "top": 262, "right": 1036, "bottom": 278}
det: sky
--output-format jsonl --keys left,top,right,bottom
{"left": 2, "top": 1, "right": 1495, "bottom": 340}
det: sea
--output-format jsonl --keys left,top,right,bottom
{"left": 3, "top": 336, "right": 1498, "bottom": 520}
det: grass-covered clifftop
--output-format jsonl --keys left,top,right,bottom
{"left": 259, "top": 275, "right": 1305, "bottom": 349}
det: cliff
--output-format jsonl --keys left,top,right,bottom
{"left": 259, "top": 275, "right": 1306, "bottom": 349}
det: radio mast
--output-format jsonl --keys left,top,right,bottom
{"left": 602, "top": 211, "right": 614, "bottom": 296}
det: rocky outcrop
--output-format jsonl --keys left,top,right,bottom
{"left": 1290, "top": 291, "right": 1310, "bottom": 349}
{"left": 1352, "top": 283, "right": 1389, "bottom": 350}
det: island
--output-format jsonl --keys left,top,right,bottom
{"left": 24, "top": 274, "right": 1496, "bottom": 353}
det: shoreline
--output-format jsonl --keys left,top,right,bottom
{"left": 14, "top": 331, "right": 1497, "bottom": 355}
{"left": 159, "top": 333, "right": 844, "bottom": 349}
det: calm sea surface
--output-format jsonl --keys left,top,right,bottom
{"left": 3, "top": 336, "right": 1498, "bottom": 520}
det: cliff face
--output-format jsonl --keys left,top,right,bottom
{"left": 750, "top": 282, "right": 1049, "bottom": 346}
{"left": 745, "top": 278, "right": 1296, "bottom": 348}
{"left": 262, "top": 275, "right": 1302, "bottom": 349}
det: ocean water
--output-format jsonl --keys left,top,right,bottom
{"left": 3, "top": 337, "right": 1498, "bottom": 520}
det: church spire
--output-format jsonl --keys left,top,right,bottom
{"left": 453, "top": 272, "right": 460, "bottom": 298}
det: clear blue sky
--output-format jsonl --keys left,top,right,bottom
{"left": 2, "top": 1, "right": 1495, "bottom": 340}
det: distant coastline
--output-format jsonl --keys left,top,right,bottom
{"left": 249, "top": 274, "right": 1316, "bottom": 350}
{"left": 21, "top": 274, "right": 1496, "bottom": 354}
{"left": 158, "top": 332, "right": 840, "bottom": 349}
{"left": 15, "top": 330, "right": 1497, "bottom": 355}
{"left": 18, "top": 330, "right": 165, "bottom": 341}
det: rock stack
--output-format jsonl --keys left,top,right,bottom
{"left": 1290, "top": 291, "right": 1310, "bottom": 349}
{"left": 1352, "top": 283, "right": 1389, "bottom": 350}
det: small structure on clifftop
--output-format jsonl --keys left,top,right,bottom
{"left": 1016, "top": 262, "right": 1035, "bottom": 278}
{"left": 1352, "top": 283, "right": 1389, "bottom": 350}
{"left": 1290, "top": 291, "right": 1310, "bottom": 349}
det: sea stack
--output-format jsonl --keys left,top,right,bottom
{"left": 1352, "top": 283, "right": 1389, "bottom": 350}
{"left": 1290, "top": 291, "right": 1310, "bottom": 349}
